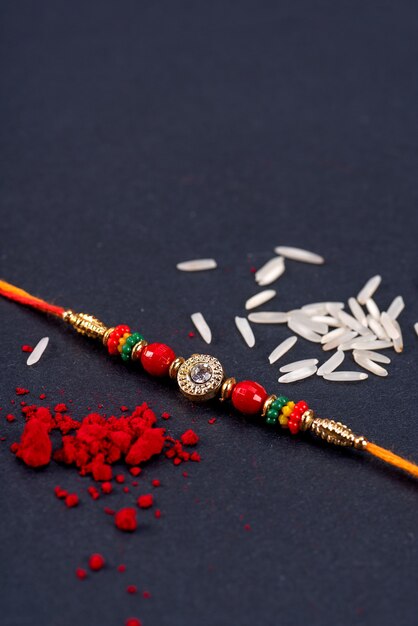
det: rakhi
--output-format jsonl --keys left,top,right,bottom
{"left": 1, "top": 277, "right": 417, "bottom": 479}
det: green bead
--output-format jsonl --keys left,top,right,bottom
{"left": 266, "top": 416, "right": 277, "bottom": 426}
{"left": 126, "top": 336, "right": 136, "bottom": 346}
{"left": 131, "top": 332, "right": 143, "bottom": 342}
{"left": 122, "top": 344, "right": 132, "bottom": 355}
{"left": 277, "top": 395, "right": 289, "bottom": 404}
{"left": 121, "top": 353, "right": 130, "bottom": 361}
{"left": 267, "top": 408, "right": 278, "bottom": 419}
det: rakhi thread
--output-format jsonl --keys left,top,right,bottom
{"left": 1, "top": 278, "right": 418, "bottom": 480}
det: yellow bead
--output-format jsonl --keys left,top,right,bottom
{"left": 287, "top": 401, "right": 295, "bottom": 409}
{"left": 279, "top": 414, "right": 289, "bottom": 427}
{"left": 281, "top": 406, "right": 291, "bottom": 417}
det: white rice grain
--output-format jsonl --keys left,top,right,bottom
{"left": 380, "top": 312, "right": 401, "bottom": 340}
{"left": 287, "top": 318, "right": 323, "bottom": 343}
{"left": 274, "top": 246, "right": 324, "bottom": 265}
{"left": 27, "top": 337, "right": 49, "bottom": 366}
{"left": 353, "top": 352, "right": 388, "bottom": 377}
{"left": 367, "top": 316, "right": 388, "bottom": 340}
{"left": 391, "top": 319, "right": 403, "bottom": 353}
{"left": 326, "top": 302, "right": 345, "bottom": 317}
{"left": 268, "top": 336, "right": 298, "bottom": 364}
{"left": 317, "top": 350, "right": 345, "bottom": 376}
{"left": 255, "top": 256, "right": 285, "bottom": 286}
{"left": 288, "top": 311, "right": 328, "bottom": 334}
{"left": 321, "top": 327, "right": 347, "bottom": 345}
{"left": 278, "top": 365, "right": 318, "bottom": 383}
{"left": 337, "top": 310, "right": 369, "bottom": 335}
{"left": 353, "top": 350, "right": 390, "bottom": 364}
{"left": 311, "top": 315, "right": 342, "bottom": 328}
{"left": 235, "top": 316, "right": 255, "bottom": 348}
{"left": 177, "top": 258, "right": 217, "bottom": 271}
{"left": 191, "top": 312, "right": 212, "bottom": 344}
{"left": 322, "top": 330, "right": 357, "bottom": 352}
{"left": 348, "top": 297, "right": 367, "bottom": 327}
{"left": 323, "top": 371, "right": 368, "bottom": 382}
{"left": 365, "top": 298, "right": 381, "bottom": 320}
{"left": 351, "top": 339, "right": 392, "bottom": 350}
{"left": 386, "top": 296, "right": 405, "bottom": 320}
{"left": 357, "top": 275, "right": 381, "bottom": 305}
{"left": 415, "top": 322, "right": 418, "bottom": 337}
{"left": 245, "top": 289, "right": 276, "bottom": 311}
{"left": 248, "top": 312, "right": 288, "bottom": 324}
{"left": 279, "top": 358, "right": 319, "bottom": 373}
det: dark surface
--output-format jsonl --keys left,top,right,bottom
{"left": 1, "top": 2, "right": 418, "bottom": 625}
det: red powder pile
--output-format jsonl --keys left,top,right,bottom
{"left": 4, "top": 389, "right": 204, "bottom": 626}
{"left": 11, "top": 402, "right": 200, "bottom": 482}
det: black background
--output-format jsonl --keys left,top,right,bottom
{"left": 1, "top": 2, "right": 418, "bottom": 625}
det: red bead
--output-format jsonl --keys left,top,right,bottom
{"left": 288, "top": 420, "right": 300, "bottom": 435}
{"left": 231, "top": 381, "right": 268, "bottom": 415}
{"left": 140, "top": 343, "right": 176, "bottom": 377}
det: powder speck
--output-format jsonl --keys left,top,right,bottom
{"left": 65, "top": 493, "right": 79, "bottom": 508}
{"left": 21, "top": 345, "right": 33, "bottom": 353}
{"left": 76, "top": 568, "right": 87, "bottom": 580}
{"left": 117, "top": 564, "right": 126, "bottom": 573}
{"left": 180, "top": 429, "right": 199, "bottom": 446}
{"left": 15, "top": 387, "right": 29, "bottom": 395}
{"left": 115, "top": 508, "right": 137, "bottom": 532}
{"left": 6, "top": 414, "right": 16, "bottom": 423}
{"left": 137, "top": 494, "right": 153, "bottom": 509}
{"left": 89, "top": 553, "right": 105, "bottom": 571}
{"left": 126, "top": 619, "right": 142, "bottom": 626}
{"left": 127, "top": 585, "right": 137, "bottom": 594}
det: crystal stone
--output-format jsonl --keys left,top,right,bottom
{"left": 190, "top": 362, "right": 213, "bottom": 384}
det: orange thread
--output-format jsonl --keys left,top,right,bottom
{"left": 365, "top": 442, "right": 418, "bottom": 479}
{"left": 0, "top": 280, "right": 64, "bottom": 317}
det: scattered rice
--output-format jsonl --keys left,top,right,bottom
{"left": 235, "top": 316, "right": 255, "bottom": 348}
{"left": 274, "top": 246, "right": 324, "bottom": 265}
{"left": 386, "top": 296, "right": 404, "bottom": 320}
{"left": 191, "top": 312, "right": 212, "bottom": 344}
{"left": 248, "top": 311, "right": 288, "bottom": 324}
{"left": 27, "top": 337, "right": 49, "bottom": 366}
{"left": 177, "top": 258, "right": 217, "bottom": 271}
{"left": 255, "top": 256, "right": 285, "bottom": 286}
{"left": 317, "top": 350, "right": 345, "bottom": 376}
{"left": 245, "top": 289, "right": 276, "bottom": 311}
{"left": 279, "top": 358, "right": 318, "bottom": 373}
{"left": 353, "top": 352, "right": 388, "bottom": 377}
{"left": 357, "top": 275, "right": 381, "bottom": 305}
{"left": 323, "top": 371, "right": 368, "bottom": 382}
{"left": 278, "top": 365, "right": 318, "bottom": 383}
{"left": 415, "top": 322, "right": 418, "bottom": 337}
{"left": 268, "top": 336, "right": 298, "bottom": 364}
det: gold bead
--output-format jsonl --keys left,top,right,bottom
{"left": 169, "top": 356, "right": 185, "bottom": 379}
{"left": 131, "top": 340, "right": 148, "bottom": 361}
{"left": 261, "top": 394, "right": 277, "bottom": 417}
{"left": 300, "top": 409, "right": 315, "bottom": 431}
{"left": 102, "top": 327, "right": 115, "bottom": 346}
{"left": 219, "top": 377, "right": 236, "bottom": 402}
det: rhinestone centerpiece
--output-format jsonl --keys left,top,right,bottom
{"left": 190, "top": 362, "right": 213, "bottom": 384}
{"left": 177, "top": 354, "right": 224, "bottom": 402}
